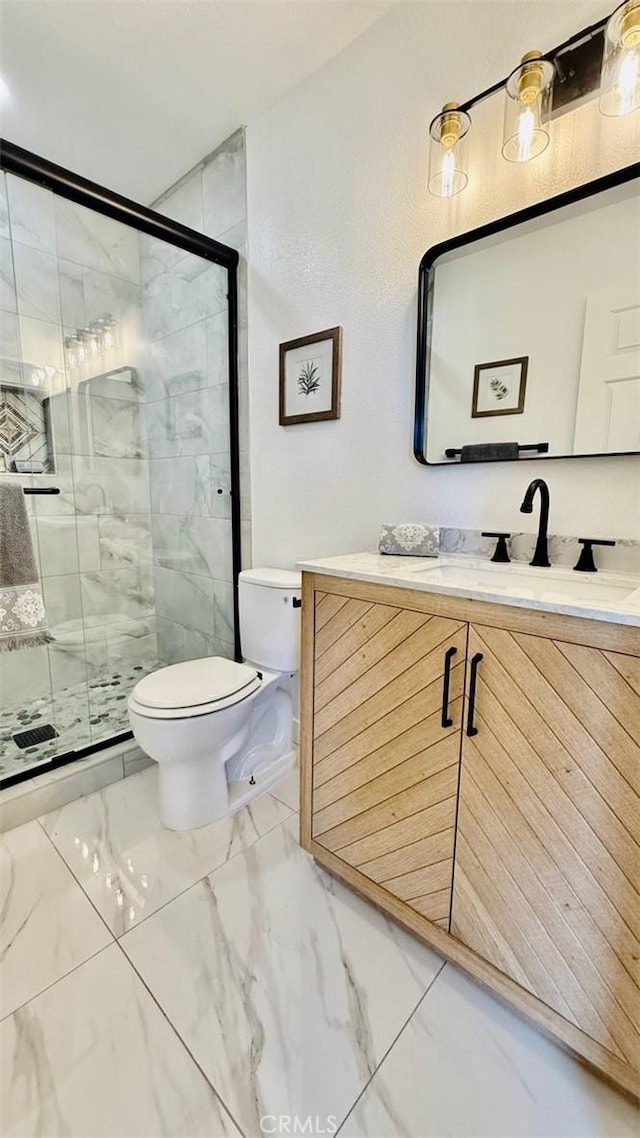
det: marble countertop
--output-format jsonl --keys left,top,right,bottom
{"left": 297, "top": 551, "right": 640, "bottom": 626}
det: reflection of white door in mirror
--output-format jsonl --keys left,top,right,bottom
{"left": 574, "top": 291, "right": 640, "bottom": 454}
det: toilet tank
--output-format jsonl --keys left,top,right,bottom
{"left": 239, "top": 568, "right": 302, "bottom": 672}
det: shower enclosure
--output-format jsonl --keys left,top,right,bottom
{"left": 0, "top": 141, "right": 241, "bottom": 786}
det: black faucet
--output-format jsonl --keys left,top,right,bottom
{"left": 519, "top": 479, "right": 551, "bottom": 568}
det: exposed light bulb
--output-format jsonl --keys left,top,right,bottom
{"left": 516, "top": 106, "right": 536, "bottom": 162}
{"left": 600, "top": 1, "right": 640, "bottom": 116}
{"left": 102, "top": 316, "right": 116, "bottom": 350}
{"left": 440, "top": 149, "right": 456, "bottom": 197}
{"left": 502, "top": 53, "right": 553, "bottom": 162}
{"left": 428, "top": 103, "right": 471, "bottom": 197}
{"left": 617, "top": 47, "right": 640, "bottom": 112}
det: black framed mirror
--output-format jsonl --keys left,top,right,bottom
{"left": 414, "top": 162, "right": 640, "bottom": 465}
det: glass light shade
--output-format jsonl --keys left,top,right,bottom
{"left": 64, "top": 334, "right": 79, "bottom": 369}
{"left": 87, "top": 324, "right": 102, "bottom": 355}
{"left": 75, "top": 332, "right": 88, "bottom": 366}
{"left": 428, "top": 104, "right": 471, "bottom": 197}
{"left": 600, "top": 0, "right": 640, "bottom": 116}
{"left": 99, "top": 315, "right": 116, "bottom": 350}
{"left": 502, "top": 54, "right": 554, "bottom": 163}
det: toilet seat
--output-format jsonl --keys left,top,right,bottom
{"left": 130, "top": 657, "right": 261, "bottom": 720}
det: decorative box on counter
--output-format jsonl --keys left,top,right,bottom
{"left": 378, "top": 524, "right": 439, "bottom": 557}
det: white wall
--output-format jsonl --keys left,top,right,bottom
{"left": 246, "top": 0, "right": 640, "bottom": 568}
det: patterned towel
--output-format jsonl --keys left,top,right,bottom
{"left": 0, "top": 482, "right": 52, "bottom": 653}
{"left": 379, "top": 523, "right": 440, "bottom": 557}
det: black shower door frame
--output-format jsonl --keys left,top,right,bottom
{"left": 0, "top": 139, "right": 243, "bottom": 786}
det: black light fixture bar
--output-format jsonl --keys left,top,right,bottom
{"left": 455, "top": 14, "right": 609, "bottom": 117}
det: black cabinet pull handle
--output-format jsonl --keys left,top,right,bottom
{"left": 466, "top": 652, "right": 483, "bottom": 737}
{"left": 441, "top": 646, "right": 458, "bottom": 728}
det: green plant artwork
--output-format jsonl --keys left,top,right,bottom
{"left": 489, "top": 376, "right": 509, "bottom": 401}
{"left": 297, "top": 360, "right": 321, "bottom": 396}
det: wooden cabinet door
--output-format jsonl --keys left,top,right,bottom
{"left": 452, "top": 623, "right": 640, "bottom": 1073}
{"left": 310, "top": 590, "right": 467, "bottom": 928}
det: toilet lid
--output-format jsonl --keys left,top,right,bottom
{"left": 133, "top": 657, "right": 258, "bottom": 710}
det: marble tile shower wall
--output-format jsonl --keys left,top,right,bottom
{"left": 1, "top": 134, "right": 245, "bottom": 735}
{"left": 0, "top": 173, "right": 156, "bottom": 713}
{"left": 142, "top": 130, "right": 249, "bottom": 664}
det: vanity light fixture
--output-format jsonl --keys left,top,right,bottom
{"left": 64, "top": 315, "right": 116, "bottom": 368}
{"left": 426, "top": 3, "right": 638, "bottom": 198}
{"left": 428, "top": 102, "right": 471, "bottom": 197}
{"left": 502, "top": 52, "right": 555, "bottom": 162}
{"left": 600, "top": 0, "right": 640, "bottom": 115}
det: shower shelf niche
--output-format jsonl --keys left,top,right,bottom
{"left": 0, "top": 381, "right": 56, "bottom": 475}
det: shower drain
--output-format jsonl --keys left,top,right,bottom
{"left": 12, "top": 724, "right": 59, "bottom": 749}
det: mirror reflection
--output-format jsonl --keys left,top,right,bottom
{"left": 416, "top": 172, "right": 640, "bottom": 463}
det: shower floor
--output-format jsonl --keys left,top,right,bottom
{"left": 0, "top": 661, "right": 160, "bottom": 783}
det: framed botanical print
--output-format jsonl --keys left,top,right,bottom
{"left": 471, "top": 356, "right": 528, "bottom": 418}
{"left": 279, "top": 327, "right": 342, "bottom": 425}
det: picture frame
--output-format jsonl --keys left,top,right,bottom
{"left": 279, "top": 326, "right": 342, "bottom": 425}
{"left": 471, "top": 356, "right": 528, "bottom": 418}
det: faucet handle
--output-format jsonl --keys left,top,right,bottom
{"left": 573, "top": 538, "right": 616, "bottom": 573}
{"left": 482, "top": 532, "right": 511, "bottom": 564}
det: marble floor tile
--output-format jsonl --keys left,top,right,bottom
{"left": 41, "top": 767, "right": 293, "bottom": 936}
{"left": 270, "top": 760, "right": 299, "bottom": 813}
{"left": 0, "top": 821, "right": 111, "bottom": 1018}
{"left": 0, "top": 943, "right": 241, "bottom": 1137}
{"left": 340, "top": 964, "right": 639, "bottom": 1138}
{"left": 121, "top": 816, "right": 442, "bottom": 1136}
{"left": 0, "top": 740, "right": 149, "bottom": 834}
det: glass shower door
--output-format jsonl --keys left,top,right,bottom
{"left": 0, "top": 150, "right": 239, "bottom": 785}
{"left": 0, "top": 170, "right": 91, "bottom": 778}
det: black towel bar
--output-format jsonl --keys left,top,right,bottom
{"left": 444, "top": 442, "right": 549, "bottom": 459}
{"left": 22, "top": 487, "right": 61, "bottom": 495}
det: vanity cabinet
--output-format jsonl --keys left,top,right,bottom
{"left": 453, "top": 624, "right": 640, "bottom": 1073}
{"left": 310, "top": 591, "right": 466, "bottom": 926}
{"left": 300, "top": 573, "right": 640, "bottom": 1100}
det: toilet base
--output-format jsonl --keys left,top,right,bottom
{"left": 228, "top": 748, "right": 296, "bottom": 814}
{"left": 158, "top": 747, "right": 296, "bottom": 831}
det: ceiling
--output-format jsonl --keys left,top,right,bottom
{"left": 0, "top": 0, "right": 393, "bottom": 203}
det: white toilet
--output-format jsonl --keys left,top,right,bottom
{"left": 128, "top": 568, "right": 301, "bottom": 830}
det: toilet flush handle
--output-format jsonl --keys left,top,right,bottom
{"left": 293, "top": 597, "right": 302, "bottom": 608}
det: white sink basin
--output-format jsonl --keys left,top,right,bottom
{"left": 408, "top": 561, "right": 640, "bottom": 605}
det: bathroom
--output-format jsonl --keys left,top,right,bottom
{"left": 0, "top": 0, "right": 639, "bottom": 1134}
